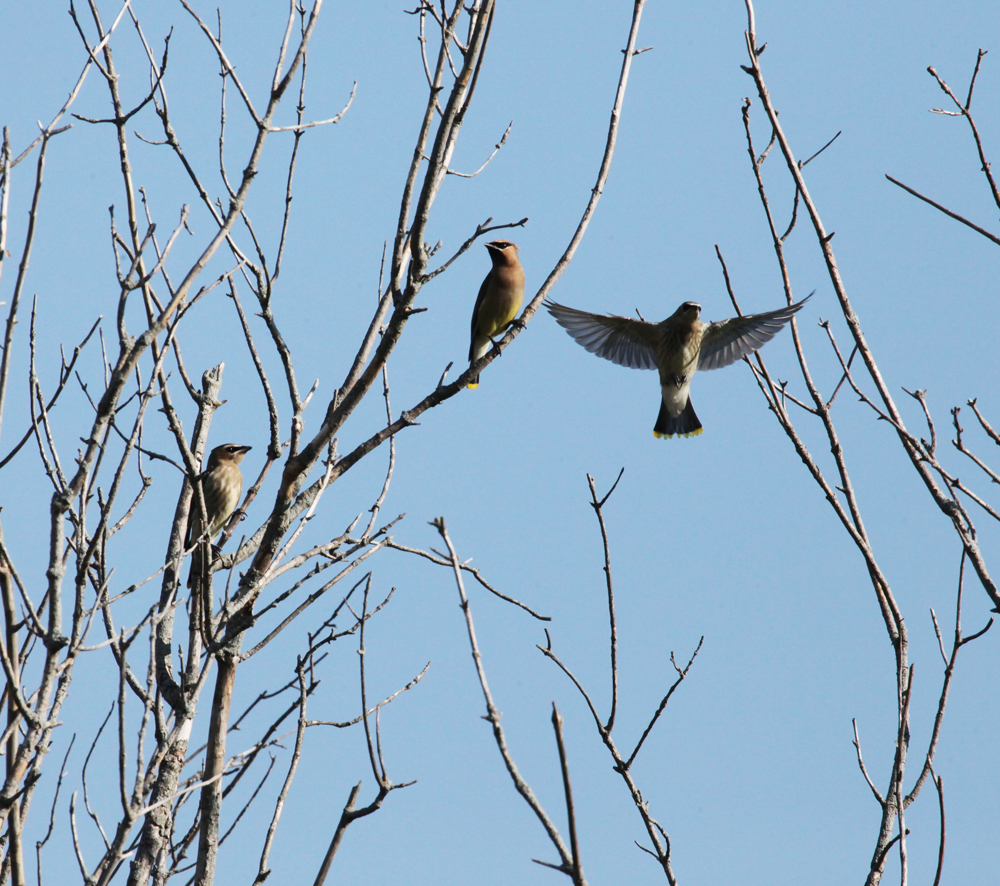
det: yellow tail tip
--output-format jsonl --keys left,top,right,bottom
{"left": 467, "top": 382, "right": 479, "bottom": 389}
{"left": 654, "top": 427, "right": 704, "bottom": 440}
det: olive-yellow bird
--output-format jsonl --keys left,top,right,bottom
{"left": 467, "top": 240, "right": 525, "bottom": 388}
{"left": 546, "top": 296, "right": 810, "bottom": 438}
{"left": 186, "top": 443, "right": 251, "bottom": 587}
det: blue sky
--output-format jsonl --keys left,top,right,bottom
{"left": 1, "top": 1, "right": 998, "bottom": 884}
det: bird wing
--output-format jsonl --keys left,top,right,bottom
{"left": 546, "top": 300, "right": 658, "bottom": 370}
{"left": 697, "top": 295, "right": 811, "bottom": 371}
{"left": 470, "top": 273, "right": 492, "bottom": 335}
{"left": 185, "top": 469, "right": 210, "bottom": 546}
{"left": 468, "top": 272, "right": 493, "bottom": 361}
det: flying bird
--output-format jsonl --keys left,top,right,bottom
{"left": 546, "top": 296, "right": 810, "bottom": 438}
{"left": 186, "top": 443, "right": 252, "bottom": 587}
{"left": 467, "top": 240, "right": 525, "bottom": 388}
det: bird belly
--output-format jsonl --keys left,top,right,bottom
{"left": 660, "top": 378, "right": 691, "bottom": 417}
{"left": 476, "top": 291, "right": 522, "bottom": 340}
{"left": 469, "top": 333, "right": 491, "bottom": 364}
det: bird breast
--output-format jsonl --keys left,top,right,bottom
{"left": 656, "top": 321, "right": 704, "bottom": 383}
{"left": 492, "top": 262, "right": 525, "bottom": 292}
{"left": 477, "top": 268, "right": 524, "bottom": 337}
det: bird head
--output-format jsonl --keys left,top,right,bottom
{"left": 206, "top": 444, "right": 252, "bottom": 470}
{"left": 485, "top": 240, "right": 519, "bottom": 265}
{"left": 667, "top": 301, "right": 701, "bottom": 325}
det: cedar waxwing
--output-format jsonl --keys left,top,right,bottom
{"left": 186, "top": 443, "right": 251, "bottom": 587}
{"left": 546, "top": 296, "right": 810, "bottom": 438}
{"left": 467, "top": 240, "right": 525, "bottom": 388}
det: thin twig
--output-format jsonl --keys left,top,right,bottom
{"left": 587, "top": 470, "right": 623, "bottom": 733}
{"left": 431, "top": 517, "right": 573, "bottom": 871}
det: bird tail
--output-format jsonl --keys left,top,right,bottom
{"left": 467, "top": 335, "right": 488, "bottom": 389}
{"left": 653, "top": 397, "right": 703, "bottom": 439}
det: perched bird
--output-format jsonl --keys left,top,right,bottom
{"left": 547, "top": 296, "right": 810, "bottom": 438}
{"left": 186, "top": 443, "right": 252, "bottom": 587}
{"left": 467, "top": 240, "right": 525, "bottom": 388}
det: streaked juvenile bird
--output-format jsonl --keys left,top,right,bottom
{"left": 186, "top": 443, "right": 252, "bottom": 587}
{"left": 546, "top": 296, "right": 810, "bottom": 438}
{"left": 467, "top": 240, "right": 525, "bottom": 388}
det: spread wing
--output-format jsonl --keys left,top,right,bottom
{"left": 546, "top": 300, "right": 658, "bottom": 370}
{"left": 698, "top": 294, "right": 811, "bottom": 371}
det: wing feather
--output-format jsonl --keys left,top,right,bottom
{"left": 698, "top": 294, "right": 811, "bottom": 371}
{"left": 468, "top": 272, "right": 493, "bottom": 361}
{"left": 546, "top": 300, "right": 658, "bottom": 370}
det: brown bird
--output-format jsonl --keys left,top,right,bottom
{"left": 186, "top": 443, "right": 251, "bottom": 588}
{"left": 467, "top": 240, "right": 525, "bottom": 388}
{"left": 547, "top": 295, "right": 810, "bottom": 438}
